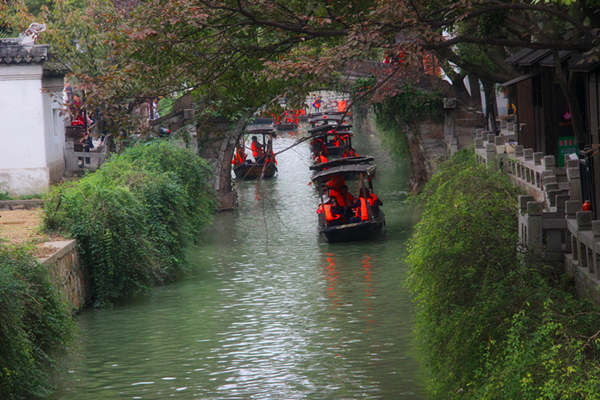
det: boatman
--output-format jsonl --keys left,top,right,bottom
{"left": 251, "top": 136, "right": 264, "bottom": 162}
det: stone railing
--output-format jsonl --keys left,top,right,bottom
{"left": 472, "top": 130, "right": 600, "bottom": 304}
{"left": 64, "top": 135, "right": 112, "bottom": 175}
{"left": 474, "top": 131, "right": 575, "bottom": 207}
{"left": 565, "top": 206, "right": 600, "bottom": 303}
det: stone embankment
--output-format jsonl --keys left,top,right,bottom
{"left": 474, "top": 123, "right": 600, "bottom": 305}
{"left": 39, "top": 240, "right": 88, "bottom": 312}
{"left": 0, "top": 204, "right": 89, "bottom": 312}
{"left": 354, "top": 94, "right": 481, "bottom": 193}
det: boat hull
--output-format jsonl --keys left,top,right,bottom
{"left": 319, "top": 212, "right": 385, "bottom": 243}
{"left": 233, "top": 162, "right": 277, "bottom": 179}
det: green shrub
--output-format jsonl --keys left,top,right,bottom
{"left": 44, "top": 141, "right": 215, "bottom": 306}
{"left": 373, "top": 84, "right": 444, "bottom": 131}
{"left": 0, "top": 245, "right": 73, "bottom": 400}
{"left": 407, "top": 150, "right": 600, "bottom": 398}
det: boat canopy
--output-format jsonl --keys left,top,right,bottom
{"left": 248, "top": 117, "right": 274, "bottom": 125}
{"left": 311, "top": 163, "right": 376, "bottom": 184}
{"left": 308, "top": 113, "right": 345, "bottom": 123}
{"left": 310, "top": 156, "right": 374, "bottom": 171}
{"left": 308, "top": 124, "right": 353, "bottom": 134}
{"left": 245, "top": 126, "right": 276, "bottom": 135}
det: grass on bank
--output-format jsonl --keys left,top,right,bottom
{"left": 0, "top": 245, "right": 73, "bottom": 400}
{"left": 43, "top": 140, "right": 216, "bottom": 307}
{"left": 407, "top": 150, "right": 600, "bottom": 399}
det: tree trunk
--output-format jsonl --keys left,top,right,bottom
{"left": 482, "top": 80, "right": 499, "bottom": 134}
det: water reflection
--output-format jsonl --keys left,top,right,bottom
{"left": 52, "top": 126, "right": 424, "bottom": 399}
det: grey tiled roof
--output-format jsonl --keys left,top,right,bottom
{"left": 0, "top": 39, "right": 49, "bottom": 64}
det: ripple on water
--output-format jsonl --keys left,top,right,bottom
{"left": 52, "top": 134, "right": 423, "bottom": 400}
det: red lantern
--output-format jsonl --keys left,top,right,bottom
{"left": 583, "top": 200, "right": 592, "bottom": 211}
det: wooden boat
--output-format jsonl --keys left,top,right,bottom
{"left": 233, "top": 126, "right": 277, "bottom": 180}
{"left": 308, "top": 111, "right": 350, "bottom": 127}
{"left": 311, "top": 162, "right": 385, "bottom": 242}
{"left": 233, "top": 161, "right": 277, "bottom": 179}
{"left": 309, "top": 124, "right": 354, "bottom": 159}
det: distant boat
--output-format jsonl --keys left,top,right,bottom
{"left": 232, "top": 126, "right": 277, "bottom": 180}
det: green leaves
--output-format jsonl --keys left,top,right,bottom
{"left": 0, "top": 246, "right": 73, "bottom": 400}
{"left": 44, "top": 141, "right": 215, "bottom": 306}
{"left": 407, "top": 151, "right": 600, "bottom": 398}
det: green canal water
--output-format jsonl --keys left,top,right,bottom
{"left": 52, "top": 127, "right": 424, "bottom": 399}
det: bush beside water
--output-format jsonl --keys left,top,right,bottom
{"left": 0, "top": 246, "right": 73, "bottom": 400}
{"left": 407, "top": 150, "right": 600, "bottom": 398}
{"left": 44, "top": 141, "right": 215, "bottom": 306}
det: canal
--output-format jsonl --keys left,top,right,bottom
{"left": 52, "top": 123, "right": 424, "bottom": 399}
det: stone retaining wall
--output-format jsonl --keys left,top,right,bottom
{"left": 0, "top": 199, "right": 44, "bottom": 210}
{"left": 473, "top": 130, "right": 600, "bottom": 305}
{"left": 38, "top": 240, "right": 89, "bottom": 312}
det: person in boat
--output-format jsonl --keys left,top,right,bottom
{"left": 326, "top": 175, "right": 346, "bottom": 191}
{"left": 315, "top": 150, "right": 328, "bottom": 164}
{"left": 343, "top": 148, "right": 358, "bottom": 158}
{"left": 350, "top": 188, "right": 371, "bottom": 223}
{"left": 251, "top": 136, "right": 264, "bottom": 162}
{"left": 312, "top": 97, "right": 322, "bottom": 111}
{"left": 264, "top": 144, "right": 277, "bottom": 166}
{"left": 329, "top": 184, "right": 355, "bottom": 218}
{"left": 316, "top": 197, "right": 344, "bottom": 226}
{"left": 332, "top": 134, "right": 342, "bottom": 147}
{"left": 367, "top": 189, "right": 383, "bottom": 217}
{"left": 311, "top": 136, "right": 327, "bottom": 155}
{"left": 232, "top": 143, "right": 247, "bottom": 166}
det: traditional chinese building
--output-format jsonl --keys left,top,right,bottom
{"left": 0, "top": 37, "right": 66, "bottom": 196}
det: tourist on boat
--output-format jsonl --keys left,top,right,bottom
{"left": 329, "top": 185, "right": 355, "bottom": 214}
{"left": 343, "top": 148, "right": 358, "bottom": 158}
{"left": 317, "top": 198, "right": 344, "bottom": 226}
{"left": 332, "top": 134, "right": 342, "bottom": 147}
{"left": 316, "top": 151, "right": 328, "bottom": 164}
{"left": 251, "top": 136, "right": 264, "bottom": 161}
{"left": 326, "top": 175, "right": 346, "bottom": 190}
{"left": 350, "top": 188, "right": 371, "bottom": 222}
{"left": 311, "top": 137, "right": 327, "bottom": 155}
{"left": 312, "top": 97, "right": 322, "bottom": 111}
{"left": 232, "top": 144, "right": 247, "bottom": 165}
{"left": 264, "top": 147, "right": 277, "bottom": 165}
{"left": 367, "top": 190, "right": 383, "bottom": 216}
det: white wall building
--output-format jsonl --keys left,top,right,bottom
{"left": 0, "top": 39, "right": 66, "bottom": 196}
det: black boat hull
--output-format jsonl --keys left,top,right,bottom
{"left": 233, "top": 162, "right": 277, "bottom": 179}
{"left": 319, "top": 212, "right": 385, "bottom": 242}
